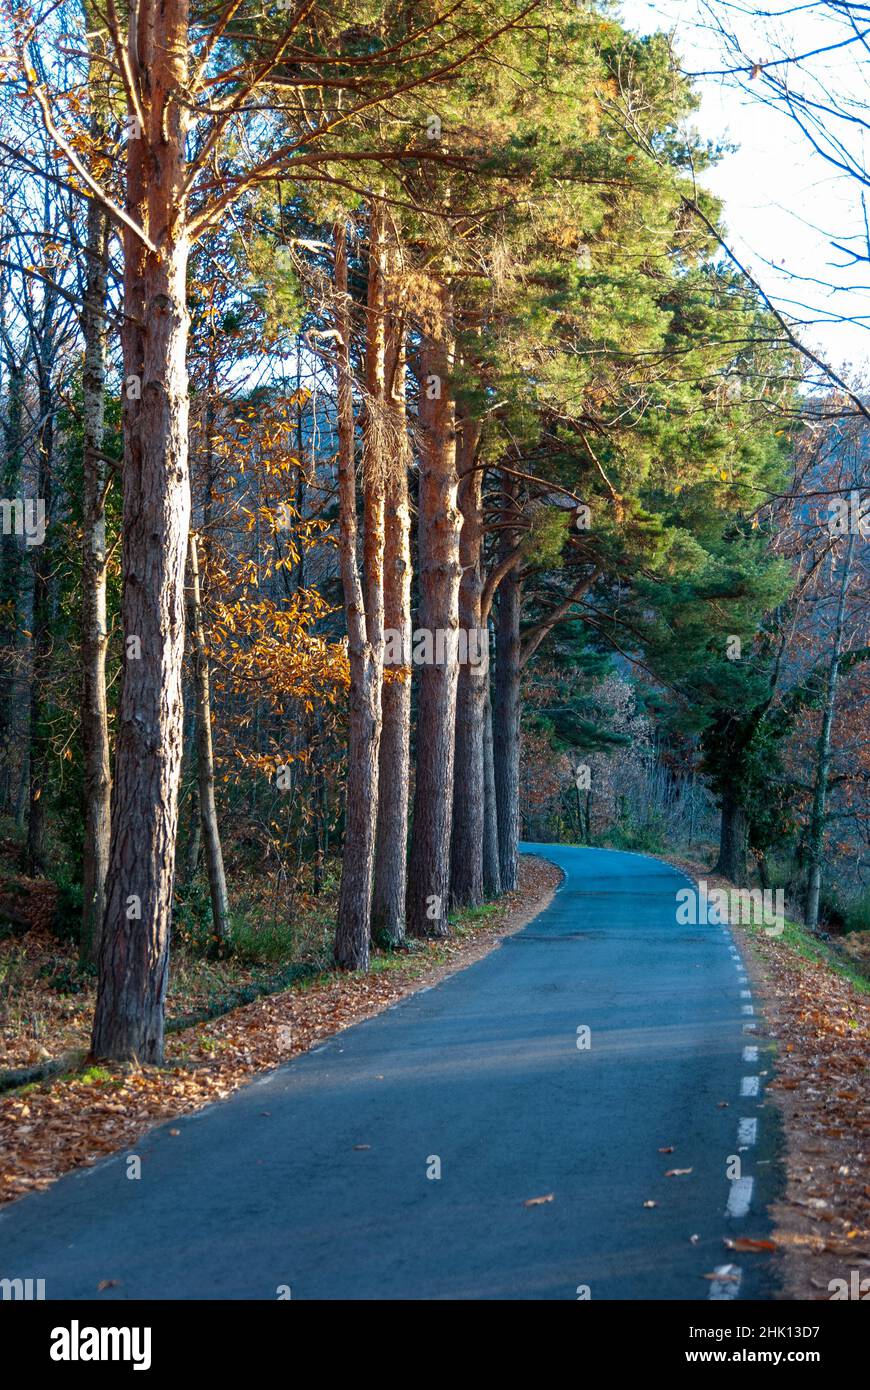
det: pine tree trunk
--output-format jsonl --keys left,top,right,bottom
{"left": 187, "top": 531, "right": 230, "bottom": 943}
{"left": 333, "top": 221, "right": 380, "bottom": 970}
{"left": 372, "top": 227, "right": 411, "bottom": 944}
{"left": 493, "top": 498, "right": 522, "bottom": 893}
{"left": 407, "top": 281, "right": 461, "bottom": 938}
{"left": 80, "top": 193, "right": 112, "bottom": 964}
{"left": 359, "top": 199, "right": 387, "bottom": 941}
{"left": 91, "top": 1, "right": 191, "bottom": 1062}
{"left": 450, "top": 418, "right": 485, "bottom": 907}
{"left": 362, "top": 199, "right": 386, "bottom": 671}
{"left": 805, "top": 534, "right": 855, "bottom": 931}
{"left": 482, "top": 681, "right": 501, "bottom": 896}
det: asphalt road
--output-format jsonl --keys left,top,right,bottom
{"left": 0, "top": 844, "right": 782, "bottom": 1300}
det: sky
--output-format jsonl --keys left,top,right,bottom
{"left": 619, "top": 0, "right": 870, "bottom": 377}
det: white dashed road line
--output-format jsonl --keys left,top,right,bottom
{"left": 726, "top": 1176, "right": 755, "bottom": 1218}
{"left": 738, "top": 1117, "right": 758, "bottom": 1147}
{"left": 709, "top": 1263, "right": 743, "bottom": 1300}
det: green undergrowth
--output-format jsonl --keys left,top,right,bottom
{"left": 741, "top": 913, "right": 870, "bottom": 997}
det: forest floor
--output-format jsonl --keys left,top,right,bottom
{"left": 0, "top": 853, "right": 562, "bottom": 1205}
{"left": 667, "top": 854, "right": 870, "bottom": 1302}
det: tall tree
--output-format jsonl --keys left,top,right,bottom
{"left": 79, "top": 16, "right": 112, "bottom": 959}
{"left": 450, "top": 413, "right": 485, "bottom": 906}
{"left": 372, "top": 220, "right": 412, "bottom": 943}
{"left": 333, "top": 220, "right": 381, "bottom": 970}
{"left": 407, "top": 276, "right": 462, "bottom": 938}
{"left": 805, "top": 533, "right": 859, "bottom": 929}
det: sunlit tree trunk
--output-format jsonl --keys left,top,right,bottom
{"left": 362, "top": 199, "right": 386, "bottom": 677}
{"left": 333, "top": 221, "right": 380, "bottom": 970}
{"left": 482, "top": 681, "right": 501, "bottom": 896}
{"left": 372, "top": 226, "right": 411, "bottom": 944}
{"left": 91, "top": 0, "right": 192, "bottom": 1062}
{"left": 492, "top": 482, "right": 522, "bottom": 894}
{"left": 407, "top": 280, "right": 461, "bottom": 938}
{"left": 450, "top": 417, "right": 485, "bottom": 907}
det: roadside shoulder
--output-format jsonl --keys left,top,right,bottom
{"left": 662, "top": 854, "right": 870, "bottom": 1302}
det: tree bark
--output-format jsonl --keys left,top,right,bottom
{"left": 187, "top": 531, "right": 230, "bottom": 942}
{"left": 407, "top": 280, "right": 461, "bottom": 938}
{"left": 372, "top": 225, "right": 411, "bottom": 944}
{"left": 492, "top": 486, "right": 522, "bottom": 893}
{"left": 714, "top": 786, "right": 749, "bottom": 887}
{"left": 482, "top": 680, "right": 501, "bottom": 896}
{"left": 80, "top": 190, "right": 112, "bottom": 964}
{"left": 333, "top": 221, "right": 380, "bottom": 970}
{"left": 362, "top": 199, "right": 386, "bottom": 672}
{"left": 450, "top": 416, "right": 485, "bottom": 907}
{"left": 91, "top": 0, "right": 192, "bottom": 1062}
{"left": 488, "top": 525, "right": 599, "bottom": 894}
{"left": 805, "top": 534, "right": 855, "bottom": 931}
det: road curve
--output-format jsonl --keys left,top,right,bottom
{"left": 0, "top": 844, "right": 782, "bottom": 1300}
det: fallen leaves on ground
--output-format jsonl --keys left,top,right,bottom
{"left": 725, "top": 1237, "right": 778, "bottom": 1253}
{"left": 670, "top": 856, "right": 870, "bottom": 1302}
{"left": 0, "top": 856, "right": 561, "bottom": 1205}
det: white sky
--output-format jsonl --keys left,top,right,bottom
{"left": 619, "top": 0, "right": 870, "bottom": 375}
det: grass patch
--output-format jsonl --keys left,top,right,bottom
{"left": 79, "top": 1065, "right": 113, "bottom": 1085}
{"left": 452, "top": 901, "right": 500, "bottom": 929}
{"left": 742, "top": 914, "right": 870, "bottom": 995}
{"left": 227, "top": 916, "right": 300, "bottom": 965}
